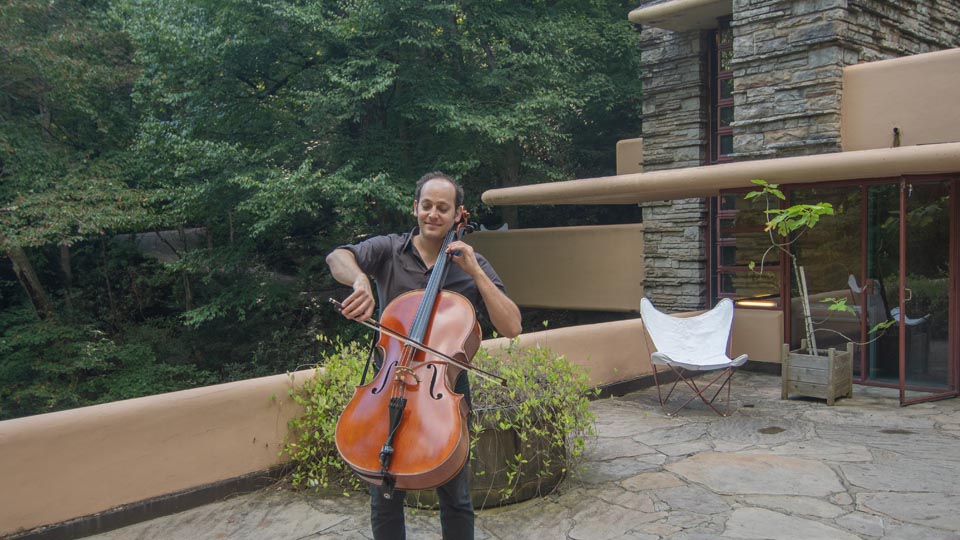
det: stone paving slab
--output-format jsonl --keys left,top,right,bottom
{"left": 79, "top": 372, "right": 960, "bottom": 540}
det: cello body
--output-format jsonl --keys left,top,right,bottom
{"left": 334, "top": 266, "right": 482, "bottom": 491}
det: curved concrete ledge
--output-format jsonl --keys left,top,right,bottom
{"left": 628, "top": 0, "right": 732, "bottom": 32}
{"left": 481, "top": 142, "right": 960, "bottom": 206}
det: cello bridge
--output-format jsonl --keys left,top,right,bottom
{"left": 394, "top": 366, "right": 420, "bottom": 384}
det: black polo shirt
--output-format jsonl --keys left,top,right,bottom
{"left": 340, "top": 228, "right": 505, "bottom": 317}
{"left": 339, "top": 227, "right": 507, "bottom": 407}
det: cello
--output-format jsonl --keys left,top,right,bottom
{"left": 333, "top": 214, "right": 503, "bottom": 498}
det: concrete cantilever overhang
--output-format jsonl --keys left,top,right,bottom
{"left": 628, "top": 0, "right": 733, "bottom": 32}
{"left": 481, "top": 142, "right": 960, "bottom": 206}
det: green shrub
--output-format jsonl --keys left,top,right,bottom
{"left": 283, "top": 335, "right": 597, "bottom": 503}
{"left": 284, "top": 336, "right": 367, "bottom": 493}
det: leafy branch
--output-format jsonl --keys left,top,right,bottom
{"left": 746, "top": 179, "right": 895, "bottom": 353}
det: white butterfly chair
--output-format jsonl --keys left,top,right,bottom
{"left": 640, "top": 297, "right": 748, "bottom": 416}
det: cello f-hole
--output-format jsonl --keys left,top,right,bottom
{"left": 372, "top": 361, "right": 398, "bottom": 395}
{"left": 426, "top": 364, "right": 443, "bottom": 400}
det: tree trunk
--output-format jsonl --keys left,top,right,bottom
{"left": 100, "top": 239, "right": 118, "bottom": 321}
{"left": 60, "top": 243, "right": 74, "bottom": 311}
{"left": 177, "top": 225, "right": 195, "bottom": 310}
{"left": 796, "top": 264, "right": 818, "bottom": 355}
{"left": 39, "top": 95, "right": 52, "bottom": 138}
{"left": 183, "top": 273, "right": 193, "bottom": 311}
{"left": 7, "top": 246, "right": 56, "bottom": 320}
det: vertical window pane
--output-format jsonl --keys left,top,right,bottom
{"left": 720, "top": 134, "right": 733, "bottom": 155}
{"left": 720, "top": 245, "right": 737, "bottom": 266}
{"left": 789, "top": 186, "right": 864, "bottom": 350}
{"left": 719, "top": 233, "right": 779, "bottom": 266}
{"left": 719, "top": 193, "right": 739, "bottom": 211}
{"left": 720, "top": 78, "right": 734, "bottom": 99}
{"left": 719, "top": 106, "right": 734, "bottom": 127}
{"left": 710, "top": 18, "right": 734, "bottom": 166}
{"left": 719, "top": 27, "right": 733, "bottom": 46}
{"left": 717, "top": 270, "right": 781, "bottom": 302}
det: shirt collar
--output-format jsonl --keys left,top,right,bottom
{"left": 400, "top": 227, "right": 420, "bottom": 253}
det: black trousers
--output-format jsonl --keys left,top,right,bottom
{"left": 369, "top": 464, "right": 474, "bottom": 540}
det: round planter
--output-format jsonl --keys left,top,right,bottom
{"left": 406, "top": 404, "right": 566, "bottom": 510}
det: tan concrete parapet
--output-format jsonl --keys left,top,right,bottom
{"left": 0, "top": 370, "right": 315, "bottom": 537}
{"left": 466, "top": 224, "right": 645, "bottom": 312}
{"left": 616, "top": 138, "right": 644, "bottom": 175}
{"left": 0, "top": 304, "right": 782, "bottom": 536}
{"left": 842, "top": 47, "right": 960, "bottom": 151}
{"left": 484, "top": 318, "right": 654, "bottom": 387}
{"left": 729, "top": 307, "right": 784, "bottom": 364}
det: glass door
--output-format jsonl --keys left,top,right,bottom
{"left": 898, "top": 179, "right": 957, "bottom": 405}
{"left": 863, "top": 183, "right": 901, "bottom": 383}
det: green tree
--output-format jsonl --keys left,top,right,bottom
{"left": 0, "top": 1, "right": 194, "bottom": 419}
{"left": 120, "top": 0, "right": 641, "bottom": 230}
{"left": 117, "top": 0, "right": 641, "bottom": 320}
{"left": 277, "top": 0, "right": 643, "bottom": 227}
{"left": 1, "top": 0, "right": 644, "bottom": 418}
{"left": 0, "top": 0, "right": 153, "bottom": 319}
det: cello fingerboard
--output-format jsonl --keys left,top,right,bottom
{"left": 408, "top": 228, "right": 456, "bottom": 343}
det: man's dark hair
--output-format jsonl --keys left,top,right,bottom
{"left": 415, "top": 171, "right": 464, "bottom": 208}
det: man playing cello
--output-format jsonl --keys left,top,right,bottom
{"left": 326, "top": 171, "right": 521, "bottom": 540}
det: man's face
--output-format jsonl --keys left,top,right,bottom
{"left": 413, "top": 178, "right": 461, "bottom": 243}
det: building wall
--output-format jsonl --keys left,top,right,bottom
{"left": 732, "top": 0, "right": 960, "bottom": 160}
{"left": 845, "top": 0, "right": 960, "bottom": 62}
{"left": 466, "top": 224, "right": 645, "bottom": 312}
{"left": 634, "top": 0, "right": 960, "bottom": 311}
{"left": 842, "top": 48, "right": 960, "bottom": 151}
{"left": 637, "top": 24, "right": 710, "bottom": 311}
{"left": 641, "top": 199, "right": 707, "bottom": 310}
{"left": 637, "top": 27, "right": 709, "bottom": 171}
{"left": 732, "top": 0, "right": 848, "bottom": 159}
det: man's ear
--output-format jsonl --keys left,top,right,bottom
{"left": 412, "top": 199, "right": 419, "bottom": 217}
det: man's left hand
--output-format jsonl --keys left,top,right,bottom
{"left": 446, "top": 240, "right": 482, "bottom": 278}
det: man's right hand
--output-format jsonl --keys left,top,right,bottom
{"left": 338, "top": 277, "right": 375, "bottom": 321}
{"left": 326, "top": 248, "right": 376, "bottom": 321}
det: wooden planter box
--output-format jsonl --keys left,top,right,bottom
{"left": 781, "top": 341, "right": 854, "bottom": 405}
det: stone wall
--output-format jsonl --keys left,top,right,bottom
{"left": 846, "top": 0, "right": 960, "bottom": 62}
{"left": 731, "top": 0, "right": 960, "bottom": 160}
{"left": 637, "top": 24, "right": 710, "bottom": 311}
{"left": 634, "top": 0, "right": 960, "bottom": 311}
{"left": 731, "top": 0, "right": 849, "bottom": 159}
{"left": 637, "top": 27, "right": 709, "bottom": 171}
{"left": 640, "top": 199, "right": 707, "bottom": 310}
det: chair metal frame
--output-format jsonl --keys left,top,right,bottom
{"left": 640, "top": 297, "right": 748, "bottom": 416}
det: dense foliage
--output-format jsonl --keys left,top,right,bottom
{"left": 284, "top": 335, "right": 367, "bottom": 493}
{"left": 1, "top": 0, "right": 642, "bottom": 419}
